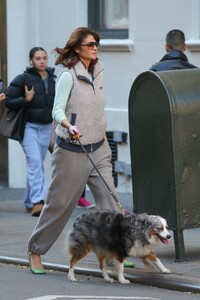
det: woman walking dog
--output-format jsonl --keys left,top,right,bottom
{"left": 27, "top": 27, "right": 125, "bottom": 274}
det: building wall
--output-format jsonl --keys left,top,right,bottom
{"left": 6, "top": 0, "right": 200, "bottom": 193}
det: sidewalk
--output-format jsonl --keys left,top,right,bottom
{"left": 0, "top": 185, "right": 200, "bottom": 293}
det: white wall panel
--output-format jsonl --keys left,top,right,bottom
{"left": 6, "top": 0, "right": 200, "bottom": 192}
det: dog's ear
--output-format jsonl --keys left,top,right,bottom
{"left": 145, "top": 216, "right": 162, "bottom": 231}
{"left": 138, "top": 213, "right": 148, "bottom": 221}
{"left": 138, "top": 213, "right": 149, "bottom": 225}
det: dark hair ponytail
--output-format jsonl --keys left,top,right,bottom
{"left": 29, "top": 47, "right": 47, "bottom": 60}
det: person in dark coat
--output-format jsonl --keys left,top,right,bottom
{"left": 6, "top": 47, "right": 56, "bottom": 216}
{"left": 150, "top": 29, "right": 197, "bottom": 71}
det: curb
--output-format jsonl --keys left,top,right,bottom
{"left": 0, "top": 256, "right": 200, "bottom": 293}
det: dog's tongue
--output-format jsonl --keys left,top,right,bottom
{"left": 164, "top": 239, "right": 169, "bottom": 245}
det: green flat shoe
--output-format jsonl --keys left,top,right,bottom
{"left": 124, "top": 260, "right": 135, "bottom": 268}
{"left": 28, "top": 253, "right": 46, "bottom": 274}
{"left": 30, "top": 266, "right": 46, "bottom": 274}
{"left": 107, "top": 260, "right": 135, "bottom": 268}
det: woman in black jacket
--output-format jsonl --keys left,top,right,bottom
{"left": 6, "top": 47, "right": 56, "bottom": 216}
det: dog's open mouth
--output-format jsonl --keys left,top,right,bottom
{"left": 156, "top": 234, "right": 169, "bottom": 245}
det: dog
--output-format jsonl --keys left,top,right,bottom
{"left": 67, "top": 210, "right": 171, "bottom": 284}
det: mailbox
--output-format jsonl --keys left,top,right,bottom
{"left": 128, "top": 69, "right": 200, "bottom": 261}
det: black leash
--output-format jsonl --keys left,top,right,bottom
{"left": 71, "top": 136, "right": 122, "bottom": 209}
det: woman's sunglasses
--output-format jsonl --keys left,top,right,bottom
{"left": 80, "top": 42, "right": 100, "bottom": 49}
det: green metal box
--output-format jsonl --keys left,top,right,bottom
{"left": 128, "top": 69, "right": 200, "bottom": 261}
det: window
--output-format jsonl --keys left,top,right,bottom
{"left": 88, "top": 0, "right": 129, "bottom": 39}
{"left": 186, "top": 0, "right": 200, "bottom": 51}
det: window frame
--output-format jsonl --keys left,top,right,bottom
{"left": 186, "top": 0, "right": 200, "bottom": 51}
{"left": 88, "top": 0, "right": 128, "bottom": 39}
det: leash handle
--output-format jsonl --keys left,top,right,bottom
{"left": 76, "top": 137, "right": 122, "bottom": 209}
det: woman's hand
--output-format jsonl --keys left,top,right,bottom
{"left": 61, "top": 119, "right": 82, "bottom": 140}
{"left": 24, "top": 85, "right": 35, "bottom": 102}
{"left": 68, "top": 125, "right": 81, "bottom": 140}
{"left": 0, "top": 93, "right": 5, "bottom": 101}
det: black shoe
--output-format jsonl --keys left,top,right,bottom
{"left": 31, "top": 201, "right": 44, "bottom": 217}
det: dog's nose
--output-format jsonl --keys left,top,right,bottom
{"left": 167, "top": 234, "right": 171, "bottom": 239}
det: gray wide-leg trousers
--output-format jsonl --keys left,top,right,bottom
{"left": 28, "top": 140, "right": 122, "bottom": 255}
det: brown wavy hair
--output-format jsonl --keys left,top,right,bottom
{"left": 53, "top": 27, "right": 100, "bottom": 73}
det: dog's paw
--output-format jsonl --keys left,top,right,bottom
{"left": 119, "top": 278, "right": 130, "bottom": 284}
{"left": 68, "top": 276, "right": 77, "bottom": 282}
{"left": 68, "top": 273, "right": 77, "bottom": 282}
{"left": 105, "top": 277, "right": 115, "bottom": 283}
{"left": 162, "top": 268, "right": 171, "bottom": 274}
